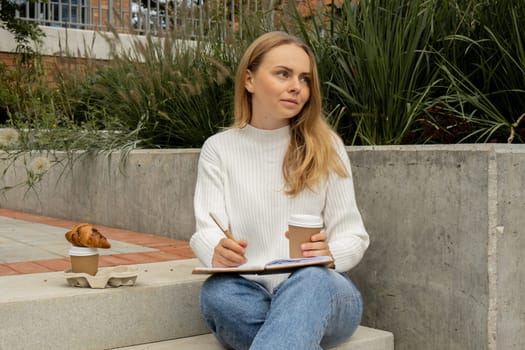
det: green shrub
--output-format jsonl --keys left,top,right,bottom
{"left": 2, "top": 0, "right": 525, "bottom": 148}
{"left": 431, "top": 0, "right": 525, "bottom": 143}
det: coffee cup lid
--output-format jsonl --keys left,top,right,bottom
{"left": 288, "top": 214, "right": 323, "bottom": 228}
{"left": 69, "top": 246, "right": 99, "bottom": 256}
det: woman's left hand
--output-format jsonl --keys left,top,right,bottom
{"left": 285, "top": 230, "right": 335, "bottom": 263}
{"left": 300, "top": 231, "right": 332, "bottom": 258}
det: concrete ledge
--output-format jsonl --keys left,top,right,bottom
{"left": 0, "top": 259, "right": 209, "bottom": 350}
{"left": 0, "top": 27, "right": 194, "bottom": 60}
{"left": 0, "top": 258, "right": 394, "bottom": 350}
{"left": 115, "top": 326, "right": 394, "bottom": 350}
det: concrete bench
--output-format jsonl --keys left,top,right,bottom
{"left": 116, "top": 326, "right": 394, "bottom": 350}
{"left": 0, "top": 259, "right": 393, "bottom": 350}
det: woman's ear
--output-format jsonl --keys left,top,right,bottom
{"left": 245, "top": 69, "right": 255, "bottom": 93}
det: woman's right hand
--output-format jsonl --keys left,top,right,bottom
{"left": 212, "top": 238, "right": 248, "bottom": 267}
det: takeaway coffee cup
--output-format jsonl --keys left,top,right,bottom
{"left": 287, "top": 214, "right": 324, "bottom": 259}
{"left": 69, "top": 246, "right": 99, "bottom": 276}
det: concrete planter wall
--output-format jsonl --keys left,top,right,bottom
{"left": 1, "top": 144, "right": 524, "bottom": 350}
{"left": 0, "top": 149, "right": 201, "bottom": 241}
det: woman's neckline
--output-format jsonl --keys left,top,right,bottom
{"left": 239, "top": 124, "right": 290, "bottom": 142}
{"left": 245, "top": 123, "right": 289, "bottom": 133}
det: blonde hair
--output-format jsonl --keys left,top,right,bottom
{"left": 233, "top": 31, "right": 348, "bottom": 195}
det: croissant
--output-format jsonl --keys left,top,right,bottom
{"left": 65, "top": 223, "right": 111, "bottom": 249}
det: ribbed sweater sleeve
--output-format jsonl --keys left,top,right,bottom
{"left": 324, "top": 137, "right": 370, "bottom": 272}
{"left": 189, "top": 125, "right": 369, "bottom": 291}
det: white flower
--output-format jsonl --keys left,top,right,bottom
{"left": 0, "top": 128, "right": 19, "bottom": 147}
{"left": 29, "top": 156, "right": 51, "bottom": 175}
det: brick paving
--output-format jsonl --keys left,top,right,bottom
{"left": 0, "top": 208, "right": 195, "bottom": 276}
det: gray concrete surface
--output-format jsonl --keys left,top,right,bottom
{"left": 0, "top": 257, "right": 393, "bottom": 350}
{"left": 493, "top": 150, "right": 525, "bottom": 350}
{"left": 0, "top": 260, "right": 209, "bottom": 350}
{"left": 0, "top": 216, "right": 154, "bottom": 263}
{"left": 1, "top": 27, "right": 187, "bottom": 60}
{"left": 2, "top": 144, "right": 525, "bottom": 349}
{"left": 347, "top": 145, "right": 525, "bottom": 350}
{"left": 115, "top": 326, "right": 394, "bottom": 350}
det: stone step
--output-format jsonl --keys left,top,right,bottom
{"left": 0, "top": 259, "right": 394, "bottom": 350}
{"left": 0, "top": 259, "right": 209, "bottom": 350}
{"left": 115, "top": 326, "right": 394, "bottom": 350}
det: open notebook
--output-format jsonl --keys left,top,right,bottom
{"left": 192, "top": 255, "right": 334, "bottom": 275}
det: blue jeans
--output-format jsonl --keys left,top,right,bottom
{"left": 200, "top": 266, "right": 363, "bottom": 350}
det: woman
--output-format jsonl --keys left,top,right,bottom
{"left": 190, "top": 31, "right": 369, "bottom": 350}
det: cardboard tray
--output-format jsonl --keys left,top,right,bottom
{"left": 64, "top": 265, "right": 139, "bottom": 289}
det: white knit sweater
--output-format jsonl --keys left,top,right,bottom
{"left": 189, "top": 124, "right": 369, "bottom": 291}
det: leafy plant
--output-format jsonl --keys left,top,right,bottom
{"left": 309, "top": 0, "right": 441, "bottom": 145}
{"left": 3, "top": 0, "right": 525, "bottom": 152}
{"left": 58, "top": 33, "right": 235, "bottom": 148}
{"left": 426, "top": 0, "right": 525, "bottom": 143}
